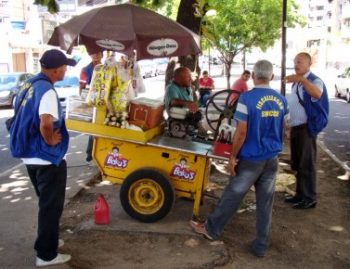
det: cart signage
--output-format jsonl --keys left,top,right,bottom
{"left": 104, "top": 146, "right": 128, "bottom": 169}
{"left": 96, "top": 39, "right": 125, "bottom": 51}
{"left": 170, "top": 158, "right": 196, "bottom": 181}
{"left": 147, "top": 38, "right": 178, "bottom": 56}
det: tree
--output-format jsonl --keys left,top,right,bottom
{"left": 34, "top": 0, "right": 58, "bottom": 13}
{"left": 200, "top": 0, "right": 301, "bottom": 88}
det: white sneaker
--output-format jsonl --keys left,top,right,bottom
{"left": 36, "top": 253, "right": 71, "bottom": 267}
{"left": 58, "top": 239, "right": 64, "bottom": 248}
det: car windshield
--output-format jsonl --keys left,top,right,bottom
{"left": 55, "top": 76, "right": 79, "bottom": 88}
{"left": 0, "top": 74, "right": 19, "bottom": 86}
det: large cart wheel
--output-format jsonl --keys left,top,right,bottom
{"left": 205, "top": 89, "right": 241, "bottom": 138}
{"left": 120, "top": 168, "right": 175, "bottom": 223}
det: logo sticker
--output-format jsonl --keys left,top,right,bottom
{"left": 170, "top": 158, "right": 196, "bottom": 181}
{"left": 104, "top": 146, "right": 128, "bottom": 169}
{"left": 147, "top": 39, "right": 178, "bottom": 56}
{"left": 96, "top": 39, "right": 125, "bottom": 51}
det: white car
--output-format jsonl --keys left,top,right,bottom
{"left": 54, "top": 75, "right": 80, "bottom": 114}
{"left": 335, "top": 68, "right": 350, "bottom": 103}
{"left": 138, "top": 60, "right": 157, "bottom": 78}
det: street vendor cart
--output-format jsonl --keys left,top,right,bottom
{"left": 48, "top": 3, "right": 239, "bottom": 223}
{"left": 66, "top": 87, "right": 237, "bottom": 223}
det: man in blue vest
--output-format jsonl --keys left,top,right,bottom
{"left": 190, "top": 60, "right": 289, "bottom": 257}
{"left": 79, "top": 51, "right": 103, "bottom": 162}
{"left": 284, "top": 52, "right": 329, "bottom": 209}
{"left": 10, "top": 49, "right": 76, "bottom": 267}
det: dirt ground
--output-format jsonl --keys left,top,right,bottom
{"left": 59, "top": 142, "right": 350, "bottom": 269}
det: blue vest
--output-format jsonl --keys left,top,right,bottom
{"left": 302, "top": 72, "right": 329, "bottom": 137}
{"left": 9, "top": 73, "right": 69, "bottom": 166}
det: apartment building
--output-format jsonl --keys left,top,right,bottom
{"left": 0, "top": 0, "right": 119, "bottom": 73}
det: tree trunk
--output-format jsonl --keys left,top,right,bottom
{"left": 225, "top": 61, "right": 232, "bottom": 89}
{"left": 164, "top": 0, "right": 202, "bottom": 101}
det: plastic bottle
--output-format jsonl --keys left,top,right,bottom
{"left": 94, "top": 194, "right": 110, "bottom": 225}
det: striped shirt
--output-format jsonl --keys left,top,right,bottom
{"left": 288, "top": 71, "right": 324, "bottom": 127}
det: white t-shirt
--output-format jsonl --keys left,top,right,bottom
{"left": 22, "top": 89, "right": 59, "bottom": 165}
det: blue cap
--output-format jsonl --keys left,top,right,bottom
{"left": 40, "top": 49, "right": 76, "bottom": 69}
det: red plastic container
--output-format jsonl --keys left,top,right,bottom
{"left": 94, "top": 194, "right": 110, "bottom": 225}
{"left": 213, "top": 141, "right": 232, "bottom": 158}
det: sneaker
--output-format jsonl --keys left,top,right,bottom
{"left": 58, "top": 239, "right": 64, "bottom": 248}
{"left": 189, "top": 220, "right": 214, "bottom": 241}
{"left": 36, "top": 253, "right": 71, "bottom": 267}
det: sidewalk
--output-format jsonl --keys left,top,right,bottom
{"left": 0, "top": 134, "right": 100, "bottom": 269}
{"left": 55, "top": 139, "right": 349, "bottom": 269}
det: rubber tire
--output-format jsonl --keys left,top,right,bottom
{"left": 120, "top": 168, "right": 174, "bottom": 223}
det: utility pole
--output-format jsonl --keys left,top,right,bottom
{"left": 281, "top": 0, "right": 287, "bottom": 96}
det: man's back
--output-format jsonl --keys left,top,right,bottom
{"left": 235, "top": 87, "right": 289, "bottom": 160}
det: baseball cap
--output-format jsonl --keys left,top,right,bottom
{"left": 40, "top": 49, "right": 77, "bottom": 69}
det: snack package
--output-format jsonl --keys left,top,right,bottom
{"left": 86, "top": 64, "right": 116, "bottom": 107}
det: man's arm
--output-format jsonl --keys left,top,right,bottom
{"left": 228, "top": 120, "right": 247, "bottom": 176}
{"left": 284, "top": 74, "right": 322, "bottom": 99}
{"left": 40, "top": 114, "right": 62, "bottom": 146}
{"left": 170, "top": 98, "right": 198, "bottom": 113}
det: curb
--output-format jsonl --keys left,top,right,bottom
{"left": 317, "top": 139, "right": 350, "bottom": 178}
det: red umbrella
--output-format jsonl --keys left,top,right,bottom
{"left": 48, "top": 3, "right": 201, "bottom": 60}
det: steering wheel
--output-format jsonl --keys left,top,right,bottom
{"left": 205, "top": 89, "right": 241, "bottom": 139}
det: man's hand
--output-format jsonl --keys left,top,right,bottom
{"left": 227, "top": 156, "right": 238, "bottom": 176}
{"left": 284, "top": 74, "right": 304, "bottom": 84}
{"left": 40, "top": 114, "right": 62, "bottom": 146}
{"left": 187, "top": 102, "right": 198, "bottom": 113}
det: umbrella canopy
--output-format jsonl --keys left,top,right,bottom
{"left": 48, "top": 3, "right": 201, "bottom": 60}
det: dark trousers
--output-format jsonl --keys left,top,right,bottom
{"left": 26, "top": 160, "right": 67, "bottom": 261}
{"left": 290, "top": 125, "right": 317, "bottom": 202}
{"left": 199, "top": 88, "right": 211, "bottom": 107}
{"left": 86, "top": 136, "right": 93, "bottom": 161}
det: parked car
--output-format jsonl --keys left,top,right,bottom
{"left": 54, "top": 75, "right": 80, "bottom": 114}
{"left": 154, "top": 58, "right": 169, "bottom": 75}
{"left": 335, "top": 67, "right": 350, "bottom": 103}
{"left": 0, "top": 72, "right": 33, "bottom": 107}
{"left": 138, "top": 60, "right": 158, "bottom": 78}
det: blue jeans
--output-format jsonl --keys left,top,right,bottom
{"left": 205, "top": 157, "right": 278, "bottom": 253}
{"left": 26, "top": 160, "right": 67, "bottom": 261}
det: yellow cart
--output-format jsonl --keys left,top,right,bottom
{"left": 67, "top": 106, "right": 226, "bottom": 223}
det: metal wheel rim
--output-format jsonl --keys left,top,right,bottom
{"left": 128, "top": 179, "right": 165, "bottom": 215}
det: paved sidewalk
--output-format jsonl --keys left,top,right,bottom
{"left": 0, "top": 134, "right": 100, "bottom": 269}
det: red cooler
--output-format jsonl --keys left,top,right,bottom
{"left": 128, "top": 98, "right": 165, "bottom": 130}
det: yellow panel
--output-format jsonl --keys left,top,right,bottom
{"left": 66, "top": 119, "right": 163, "bottom": 143}
{"left": 93, "top": 137, "right": 208, "bottom": 196}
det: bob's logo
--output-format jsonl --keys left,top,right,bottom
{"left": 104, "top": 146, "right": 128, "bottom": 169}
{"left": 170, "top": 158, "right": 196, "bottom": 181}
{"left": 96, "top": 39, "right": 125, "bottom": 51}
{"left": 147, "top": 39, "right": 178, "bottom": 56}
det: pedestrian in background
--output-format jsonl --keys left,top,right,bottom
{"left": 284, "top": 52, "right": 329, "bottom": 209}
{"left": 9, "top": 49, "right": 76, "bottom": 267}
{"left": 198, "top": 70, "right": 214, "bottom": 107}
{"left": 190, "top": 60, "right": 289, "bottom": 257}
{"left": 231, "top": 70, "right": 251, "bottom": 93}
{"left": 229, "top": 70, "right": 251, "bottom": 105}
{"left": 79, "top": 51, "right": 103, "bottom": 162}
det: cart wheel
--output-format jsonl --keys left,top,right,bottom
{"left": 120, "top": 168, "right": 175, "bottom": 223}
